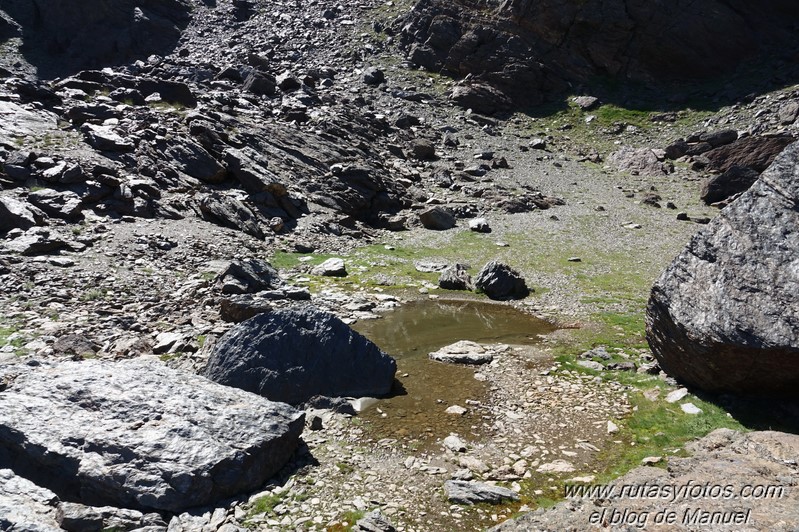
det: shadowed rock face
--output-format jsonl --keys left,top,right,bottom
{"left": 398, "top": 0, "right": 799, "bottom": 110}
{"left": 646, "top": 142, "right": 799, "bottom": 396}
{"left": 0, "top": 0, "right": 191, "bottom": 77}
{"left": 205, "top": 307, "right": 397, "bottom": 404}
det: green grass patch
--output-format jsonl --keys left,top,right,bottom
{"left": 327, "top": 509, "right": 366, "bottom": 532}
{"left": 80, "top": 288, "right": 107, "bottom": 302}
{"left": 335, "top": 461, "right": 356, "bottom": 475}
{"left": 247, "top": 491, "right": 285, "bottom": 517}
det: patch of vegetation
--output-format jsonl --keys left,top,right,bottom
{"left": 0, "top": 318, "right": 31, "bottom": 356}
{"left": 327, "top": 509, "right": 366, "bottom": 532}
{"left": 158, "top": 352, "right": 182, "bottom": 363}
{"left": 597, "top": 386, "right": 745, "bottom": 482}
{"left": 247, "top": 491, "right": 285, "bottom": 517}
{"left": 148, "top": 100, "right": 187, "bottom": 113}
{"left": 80, "top": 288, "right": 107, "bottom": 302}
{"left": 335, "top": 461, "right": 355, "bottom": 475}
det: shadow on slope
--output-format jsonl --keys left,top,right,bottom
{"left": 0, "top": 0, "right": 192, "bottom": 80}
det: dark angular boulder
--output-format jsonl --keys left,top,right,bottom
{"left": 474, "top": 261, "right": 529, "bottom": 300}
{"left": 216, "top": 258, "right": 283, "bottom": 294}
{"left": 243, "top": 71, "right": 277, "bottom": 96}
{"left": 204, "top": 307, "right": 397, "bottom": 404}
{"left": 419, "top": 206, "right": 456, "bottom": 230}
{"left": 705, "top": 134, "right": 794, "bottom": 174}
{"left": 700, "top": 165, "right": 760, "bottom": 204}
{"left": 363, "top": 67, "right": 385, "bottom": 86}
{"left": 27, "top": 189, "right": 83, "bottom": 221}
{"left": 646, "top": 142, "right": 799, "bottom": 396}
{"left": 449, "top": 83, "right": 512, "bottom": 115}
{"left": 198, "top": 193, "right": 264, "bottom": 239}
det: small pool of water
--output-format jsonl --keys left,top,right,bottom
{"left": 352, "top": 299, "right": 555, "bottom": 446}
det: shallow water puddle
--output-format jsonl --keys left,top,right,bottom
{"left": 352, "top": 299, "right": 555, "bottom": 446}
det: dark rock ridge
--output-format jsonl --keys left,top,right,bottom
{"left": 0, "top": 358, "right": 304, "bottom": 512}
{"left": 0, "top": 0, "right": 191, "bottom": 78}
{"left": 204, "top": 307, "right": 397, "bottom": 404}
{"left": 646, "top": 142, "right": 799, "bottom": 396}
{"left": 492, "top": 429, "right": 799, "bottom": 531}
{"left": 398, "top": 0, "right": 799, "bottom": 111}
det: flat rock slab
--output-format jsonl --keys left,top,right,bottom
{"left": 445, "top": 480, "right": 519, "bottom": 505}
{"left": 492, "top": 429, "right": 799, "bottom": 531}
{"left": 0, "top": 358, "right": 304, "bottom": 513}
{"left": 429, "top": 340, "right": 494, "bottom": 365}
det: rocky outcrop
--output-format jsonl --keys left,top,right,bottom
{"left": 216, "top": 259, "right": 283, "bottom": 295}
{"left": 0, "top": 0, "right": 191, "bottom": 77}
{"left": 398, "top": 0, "right": 799, "bottom": 111}
{"left": 204, "top": 307, "right": 397, "bottom": 404}
{"left": 646, "top": 142, "right": 799, "bottom": 396}
{"left": 0, "top": 358, "right": 304, "bottom": 512}
{"left": 492, "top": 429, "right": 799, "bottom": 531}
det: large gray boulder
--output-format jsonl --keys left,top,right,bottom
{"left": 646, "top": 142, "right": 799, "bottom": 396}
{"left": 0, "top": 358, "right": 304, "bottom": 512}
{"left": 204, "top": 307, "right": 397, "bottom": 404}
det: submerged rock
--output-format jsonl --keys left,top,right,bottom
{"left": 204, "top": 307, "right": 397, "bottom": 404}
{"left": 429, "top": 340, "right": 493, "bottom": 365}
{"left": 646, "top": 142, "right": 799, "bottom": 396}
{"left": 0, "top": 358, "right": 304, "bottom": 512}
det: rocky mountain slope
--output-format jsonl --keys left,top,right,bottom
{"left": 1, "top": 0, "right": 799, "bottom": 531}
{"left": 398, "top": 0, "right": 799, "bottom": 111}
